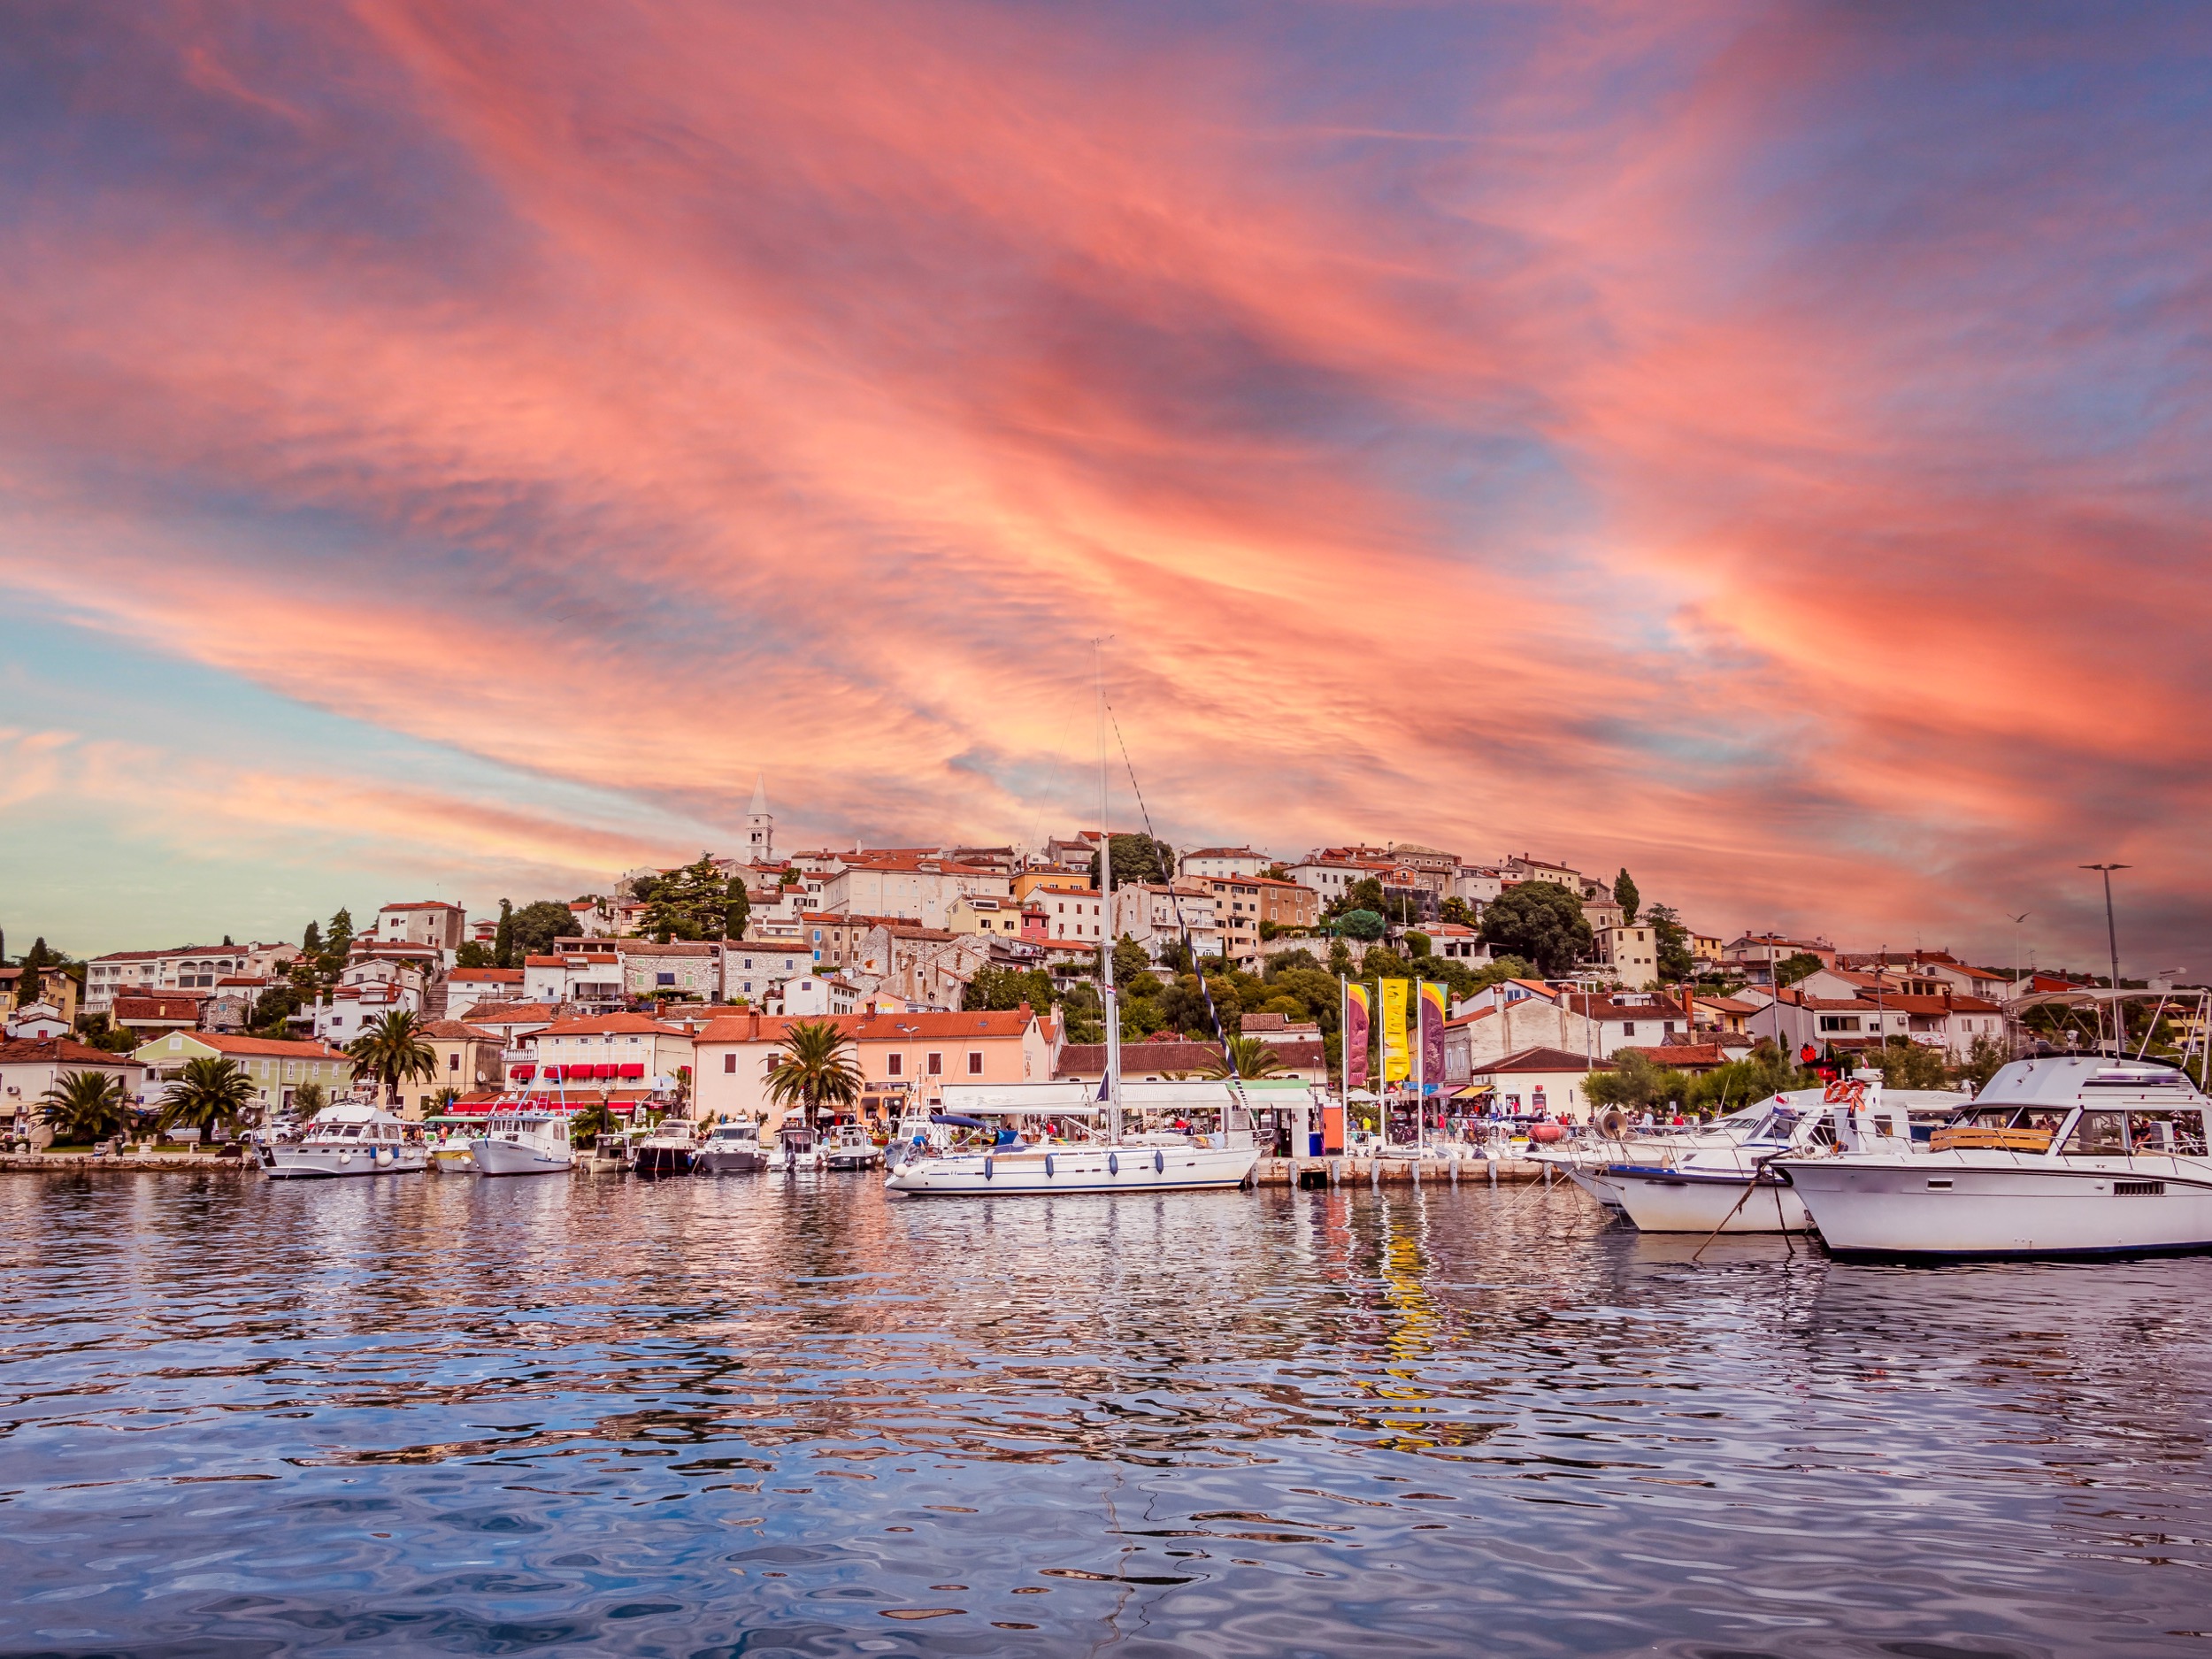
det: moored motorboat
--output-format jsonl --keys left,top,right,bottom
{"left": 695, "top": 1120, "right": 767, "bottom": 1173}
{"left": 632, "top": 1124, "right": 698, "bottom": 1177}
{"left": 261, "top": 1102, "right": 428, "bottom": 1179}
{"left": 469, "top": 1109, "right": 577, "bottom": 1176}
{"left": 823, "top": 1123, "right": 883, "bottom": 1171}
{"left": 884, "top": 1080, "right": 1261, "bottom": 1196}
{"left": 1778, "top": 1057, "right": 2212, "bottom": 1258}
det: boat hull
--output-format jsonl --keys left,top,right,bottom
{"left": 634, "top": 1143, "right": 695, "bottom": 1177}
{"left": 1782, "top": 1156, "right": 2212, "bottom": 1258}
{"left": 825, "top": 1149, "right": 883, "bottom": 1171}
{"left": 1605, "top": 1165, "right": 1811, "bottom": 1233}
{"left": 884, "top": 1141, "right": 1260, "bottom": 1196}
{"left": 695, "top": 1147, "right": 766, "bottom": 1173}
{"left": 469, "top": 1137, "right": 574, "bottom": 1176}
{"left": 264, "top": 1145, "right": 428, "bottom": 1179}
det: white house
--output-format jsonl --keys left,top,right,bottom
{"left": 1468, "top": 1046, "right": 1610, "bottom": 1122}
{"left": 521, "top": 952, "right": 626, "bottom": 1010}
{"left": 1178, "top": 847, "right": 1271, "bottom": 879}
{"left": 723, "top": 940, "right": 814, "bottom": 1003}
{"left": 818, "top": 853, "right": 1010, "bottom": 930}
{"left": 1593, "top": 923, "right": 1659, "bottom": 988}
{"left": 1110, "top": 883, "right": 1223, "bottom": 964}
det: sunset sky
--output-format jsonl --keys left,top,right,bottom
{"left": 3, "top": 2, "right": 2207, "bottom": 976}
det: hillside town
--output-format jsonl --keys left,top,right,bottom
{"left": 2, "top": 781, "right": 2189, "bottom": 1148}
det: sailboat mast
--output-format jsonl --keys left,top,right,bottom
{"left": 1096, "top": 642, "right": 1121, "bottom": 1144}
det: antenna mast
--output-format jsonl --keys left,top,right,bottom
{"left": 1095, "top": 640, "right": 1121, "bottom": 1144}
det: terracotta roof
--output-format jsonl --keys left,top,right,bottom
{"left": 1616, "top": 1043, "right": 1731, "bottom": 1068}
{"left": 453, "top": 1002, "right": 561, "bottom": 1023}
{"left": 524, "top": 956, "right": 571, "bottom": 968}
{"left": 448, "top": 968, "right": 524, "bottom": 983}
{"left": 0, "top": 1037, "right": 140, "bottom": 1066}
{"left": 417, "top": 1020, "right": 497, "bottom": 1041}
{"left": 613, "top": 940, "right": 718, "bottom": 956}
{"left": 539, "top": 1013, "right": 692, "bottom": 1037}
{"left": 1472, "top": 1046, "right": 1613, "bottom": 1075}
{"left": 112, "top": 996, "right": 204, "bottom": 1021}
{"left": 157, "top": 1032, "right": 346, "bottom": 1060}
{"left": 379, "top": 901, "right": 462, "bottom": 912}
{"left": 1444, "top": 1006, "right": 1496, "bottom": 1027}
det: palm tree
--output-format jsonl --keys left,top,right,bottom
{"left": 40, "top": 1070, "right": 134, "bottom": 1145}
{"left": 344, "top": 1010, "right": 438, "bottom": 1107}
{"left": 160, "top": 1056, "right": 257, "bottom": 1148}
{"left": 1201, "top": 1035, "right": 1291, "bottom": 1080}
{"left": 764, "top": 1020, "right": 863, "bottom": 1133}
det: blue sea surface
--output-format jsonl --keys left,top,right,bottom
{"left": 2, "top": 1170, "right": 2208, "bottom": 1656}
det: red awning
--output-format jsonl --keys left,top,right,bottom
{"left": 446, "top": 1100, "right": 498, "bottom": 1116}
{"left": 541, "top": 1065, "right": 564, "bottom": 1081}
{"left": 597, "top": 1063, "right": 619, "bottom": 1079}
{"left": 619, "top": 1063, "right": 644, "bottom": 1078}
{"left": 511, "top": 1065, "right": 535, "bottom": 1080}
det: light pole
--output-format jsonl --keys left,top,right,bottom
{"left": 2080, "top": 864, "right": 2130, "bottom": 1053}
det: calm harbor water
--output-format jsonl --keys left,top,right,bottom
{"left": 3, "top": 1171, "right": 2208, "bottom": 1657}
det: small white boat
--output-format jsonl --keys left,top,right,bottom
{"left": 884, "top": 1081, "right": 1262, "bottom": 1197}
{"left": 261, "top": 1102, "right": 428, "bottom": 1179}
{"left": 1599, "top": 1091, "right": 1864, "bottom": 1233}
{"left": 469, "top": 1109, "right": 577, "bottom": 1176}
{"left": 823, "top": 1124, "right": 883, "bottom": 1171}
{"left": 1778, "top": 1057, "right": 2212, "bottom": 1259}
{"left": 425, "top": 1126, "right": 478, "bottom": 1173}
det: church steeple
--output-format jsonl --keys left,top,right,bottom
{"left": 746, "top": 774, "right": 772, "bottom": 864}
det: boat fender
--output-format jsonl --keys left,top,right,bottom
{"left": 1045, "top": 1154, "right": 1055, "bottom": 1178}
{"left": 983, "top": 1156, "right": 994, "bottom": 1181}
{"left": 338, "top": 1150, "right": 353, "bottom": 1166}
{"left": 1108, "top": 1152, "right": 1119, "bottom": 1176}
{"left": 1154, "top": 1149, "right": 1165, "bottom": 1174}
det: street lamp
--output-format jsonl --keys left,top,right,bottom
{"left": 2081, "top": 864, "right": 2131, "bottom": 1053}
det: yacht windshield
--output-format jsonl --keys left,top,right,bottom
{"left": 2062, "top": 1111, "right": 2126, "bottom": 1156}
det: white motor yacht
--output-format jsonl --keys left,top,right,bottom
{"left": 1778, "top": 1056, "right": 2212, "bottom": 1258}
{"left": 261, "top": 1102, "right": 428, "bottom": 1179}
{"left": 633, "top": 1124, "right": 699, "bottom": 1177}
{"left": 469, "top": 1108, "right": 577, "bottom": 1176}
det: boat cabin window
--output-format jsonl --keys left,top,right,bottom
{"left": 2126, "top": 1110, "right": 2209, "bottom": 1156}
{"left": 2062, "top": 1111, "right": 2126, "bottom": 1156}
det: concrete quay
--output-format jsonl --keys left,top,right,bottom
{"left": 1251, "top": 1155, "right": 1554, "bottom": 1187}
{"left": 1, "top": 1151, "right": 250, "bottom": 1172}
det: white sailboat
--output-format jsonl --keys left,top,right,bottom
{"left": 883, "top": 647, "right": 1259, "bottom": 1199}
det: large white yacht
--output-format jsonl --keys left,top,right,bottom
{"left": 261, "top": 1102, "right": 428, "bottom": 1179}
{"left": 1777, "top": 1056, "right": 2212, "bottom": 1257}
{"left": 468, "top": 1108, "right": 578, "bottom": 1176}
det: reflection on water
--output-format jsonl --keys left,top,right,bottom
{"left": 3, "top": 1171, "right": 2209, "bottom": 1656}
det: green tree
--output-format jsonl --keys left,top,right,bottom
{"left": 1774, "top": 952, "right": 1824, "bottom": 988}
{"left": 1089, "top": 834, "right": 1175, "bottom": 890}
{"left": 345, "top": 1010, "right": 438, "bottom": 1106}
{"left": 642, "top": 855, "right": 737, "bottom": 941}
{"left": 493, "top": 899, "right": 517, "bottom": 969}
{"left": 1338, "top": 909, "right": 1386, "bottom": 941}
{"left": 723, "top": 876, "right": 750, "bottom": 941}
{"left": 160, "top": 1056, "right": 256, "bottom": 1145}
{"left": 250, "top": 983, "right": 302, "bottom": 1035}
{"left": 40, "top": 1070, "right": 134, "bottom": 1144}
{"left": 964, "top": 964, "right": 1055, "bottom": 1012}
{"left": 291, "top": 1080, "right": 330, "bottom": 1118}
{"left": 454, "top": 941, "right": 494, "bottom": 969}
{"left": 1645, "top": 903, "right": 1695, "bottom": 981}
{"left": 1685, "top": 1042, "right": 1809, "bottom": 1112}
{"left": 1954, "top": 1033, "right": 2009, "bottom": 1094}
{"left": 1859, "top": 1036, "right": 1948, "bottom": 1090}
{"left": 1200, "top": 1036, "right": 1290, "bottom": 1079}
{"left": 1439, "top": 896, "right": 1476, "bottom": 928}
{"left": 1479, "top": 884, "right": 1592, "bottom": 976}
{"left": 509, "top": 899, "right": 584, "bottom": 958}
{"left": 15, "top": 960, "right": 41, "bottom": 1008}
{"left": 302, "top": 919, "right": 323, "bottom": 956}
{"left": 1112, "top": 936, "right": 1152, "bottom": 985}
{"left": 765, "top": 1020, "right": 864, "bottom": 1133}
{"left": 1326, "top": 877, "right": 1386, "bottom": 919}
{"left": 326, "top": 908, "right": 355, "bottom": 961}
{"left": 1613, "top": 869, "right": 1640, "bottom": 925}
{"left": 1586, "top": 1049, "right": 1689, "bottom": 1111}
{"left": 1403, "top": 930, "right": 1432, "bottom": 958}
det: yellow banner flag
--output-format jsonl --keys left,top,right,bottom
{"left": 1380, "top": 979, "right": 1411, "bottom": 1082}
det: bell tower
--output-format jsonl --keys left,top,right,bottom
{"left": 746, "top": 774, "right": 773, "bottom": 864}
